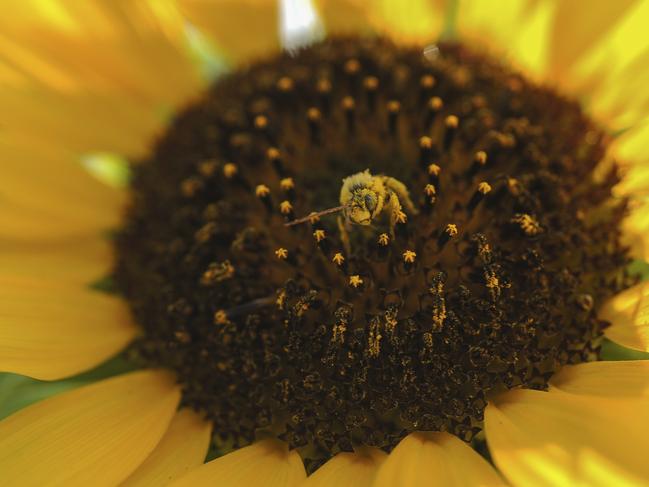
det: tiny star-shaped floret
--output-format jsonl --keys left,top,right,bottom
{"left": 349, "top": 275, "right": 363, "bottom": 288}
{"left": 280, "top": 200, "right": 293, "bottom": 214}
{"left": 403, "top": 250, "right": 417, "bottom": 263}
{"left": 255, "top": 184, "right": 270, "bottom": 198}
{"left": 445, "top": 224, "right": 458, "bottom": 237}
{"left": 280, "top": 178, "right": 295, "bottom": 191}
{"left": 275, "top": 248, "right": 288, "bottom": 259}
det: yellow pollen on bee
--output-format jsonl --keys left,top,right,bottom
{"left": 445, "top": 115, "right": 459, "bottom": 128}
{"left": 478, "top": 182, "right": 492, "bottom": 194}
{"left": 275, "top": 247, "right": 288, "bottom": 260}
{"left": 428, "top": 163, "right": 441, "bottom": 176}
{"left": 255, "top": 184, "right": 270, "bottom": 198}
{"left": 349, "top": 275, "right": 364, "bottom": 288}
{"left": 445, "top": 224, "right": 458, "bottom": 237}
{"left": 424, "top": 184, "right": 436, "bottom": 197}
{"left": 395, "top": 210, "right": 407, "bottom": 224}
{"left": 223, "top": 163, "right": 238, "bottom": 179}
{"left": 254, "top": 115, "right": 268, "bottom": 129}
{"left": 280, "top": 177, "right": 295, "bottom": 191}
{"left": 332, "top": 253, "right": 345, "bottom": 266}
{"left": 363, "top": 76, "right": 379, "bottom": 90}
{"left": 378, "top": 233, "right": 390, "bottom": 246}
{"left": 419, "top": 136, "right": 433, "bottom": 148}
{"left": 313, "top": 229, "right": 326, "bottom": 242}
{"left": 429, "top": 96, "right": 443, "bottom": 111}
{"left": 475, "top": 151, "right": 488, "bottom": 165}
{"left": 403, "top": 250, "right": 417, "bottom": 263}
{"left": 277, "top": 76, "right": 294, "bottom": 91}
{"left": 342, "top": 96, "right": 355, "bottom": 110}
{"left": 280, "top": 200, "right": 293, "bottom": 214}
{"left": 214, "top": 309, "right": 229, "bottom": 325}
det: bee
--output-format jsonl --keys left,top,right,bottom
{"left": 286, "top": 170, "right": 418, "bottom": 251}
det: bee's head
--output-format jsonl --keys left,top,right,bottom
{"left": 345, "top": 188, "right": 379, "bottom": 225}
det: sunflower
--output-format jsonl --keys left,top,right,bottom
{"left": 1, "top": 0, "right": 649, "bottom": 486}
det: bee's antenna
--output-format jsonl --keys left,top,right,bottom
{"left": 284, "top": 205, "right": 347, "bottom": 226}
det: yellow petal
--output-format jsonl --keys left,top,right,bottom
{"left": 486, "top": 388, "right": 649, "bottom": 486}
{"left": 0, "top": 236, "right": 112, "bottom": 286}
{"left": 121, "top": 408, "right": 212, "bottom": 487}
{"left": 372, "top": 432, "right": 505, "bottom": 487}
{"left": 301, "top": 447, "right": 386, "bottom": 487}
{"left": 1, "top": 141, "right": 125, "bottom": 243}
{"left": 614, "top": 165, "right": 649, "bottom": 200}
{"left": 316, "top": 0, "right": 444, "bottom": 44}
{"left": 600, "top": 281, "right": 649, "bottom": 352}
{"left": 613, "top": 119, "right": 649, "bottom": 168}
{"left": 177, "top": 0, "right": 280, "bottom": 64}
{"left": 0, "top": 370, "right": 180, "bottom": 486}
{"left": 170, "top": 438, "right": 306, "bottom": 487}
{"left": 546, "top": 0, "right": 638, "bottom": 83}
{"left": 456, "top": 0, "right": 555, "bottom": 79}
{"left": 619, "top": 199, "right": 649, "bottom": 262}
{"left": 0, "top": 274, "right": 137, "bottom": 380}
{"left": 569, "top": 1, "right": 649, "bottom": 130}
{"left": 313, "top": 0, "right": 374, "bottom": 36}
{"left": 0, "top": 1, "right": 204, "bottom": 159}
{"left": 550, "top": 360, "right": 649, "bottom": 398}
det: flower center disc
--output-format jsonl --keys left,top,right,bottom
{"left": 116, "top": 37, "right": 630, "bottom": 469}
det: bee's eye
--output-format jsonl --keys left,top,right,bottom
{"left": 364, "top": 193, "right": 377, "bottom": 212}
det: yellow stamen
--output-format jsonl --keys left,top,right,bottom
{"left": 403, "top": 250, "right": 417, "bottom": 263}
{"left": 223, "top": 163, "right": 238, "bottom": 179}
{"left": 363, "top": 76, "right": 379, "bottom": 90}
{"left": 344, "top": 58, "right": 361, "bottom": 74}
{"left": 254, "top": 115, "right": 268, "bottom": 129}
{"left": 428, "top": 163, "right": 441, "bottom": 176}
{"left": 280, "top": 178, "right": 295, "bottom": 191}
{"left": 445, "top": 224, "right": 458, "bottom": 237}
{"left": 478, "top": 182, "right": 492, "bottom": 194}
{"left": 349, "top": 275, "right": 364, "bottom": 288}
{"left": 277, "top": 76, "right": 294, "bottom": 92}
{"left": 420, "top": 74, "right": 435, "bottom": 88}
{"left": 214, "top": 310, "right": 229, "bottom": 325}
{"left": 445, "top": 115, "right": 459, "bottom": 129}
{"left": 275, "top": 248, "right": 288, "bottom": 260}
{"left": 255, "top": 184, "right": 270, "bottom": 198}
